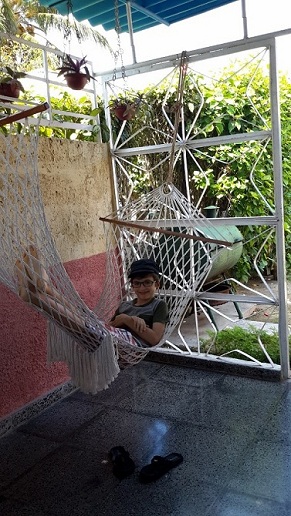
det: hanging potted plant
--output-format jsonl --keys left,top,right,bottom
{"left": 0, "top": 67, "right": 26, "bottom": 100}
{"left": 57, "top": 54, "right": 95, "bottom": 91}
{"left": 109, "top": 93, "right": 143, "bottom": 121}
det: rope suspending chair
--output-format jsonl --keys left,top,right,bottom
{"left": 97, "top": 52, "right": 236, "bottom": 360}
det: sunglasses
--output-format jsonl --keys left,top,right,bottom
{"left": 131, "top": 280, "right": 156, "bottom": 288}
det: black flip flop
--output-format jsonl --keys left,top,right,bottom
{"left": 139, "top": 453, "right": 183, "bottom": 483}
{"left": 108, "top": 446, "right": 135, "bottom": 480}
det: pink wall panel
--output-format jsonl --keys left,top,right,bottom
{"left": 0, "top": 252, "right": 107, "bottom": 419}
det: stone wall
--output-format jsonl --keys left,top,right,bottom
{"left": 37, "top": 138, "right": 114, "bottom": 261}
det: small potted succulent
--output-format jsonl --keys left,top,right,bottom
{"left": 0, "top": 67, "right": 26, "bottom": 100}
{"left": 57, "top": 54, "right": 95, "bottom": 91}
{"left": 109, "top": 93, "right": 143, "bottom": 121}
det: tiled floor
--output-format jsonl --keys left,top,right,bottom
{"left": 1, "top": 360, "right": 291, "bottom": 516}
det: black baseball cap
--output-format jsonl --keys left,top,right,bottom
{"left": 128, "top": 259, "right": 160, "bottom": 278}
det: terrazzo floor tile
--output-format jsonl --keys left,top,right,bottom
{"left": 0, "top": 497, "right": 51, "bottom": 516}
{"left": 118, "top": 377, "right": 206, "bottom": 422}
{"left": 0, "top": 432, "right": 60, "bottom": 489}
{"left": 92, "top": 475, "right": 222, "bottom": 516}
{"left": 189, "top": 375, "right": 284, "bottom": 434}
{"left": 227, "top": 439, "right": 291, "bottom": 505}
{"left": 259, "top": 388, "right": 291, "bottom": 444}
{"left": 153, "top": 365, "right": 228, "bottom": 388}
{"left": 18, "top": 398, "right": 104, "bottom": 442}
{"left": 1, "top": 444, "right": 117, "bottom": 512}
{"left": 138, "top": 420, "right": 253, "bottom": 486}
{"left": 68, "top": 406, "right": 173, "bottom": 463}
{"left": 67, "top": 360, "right": 165, "bottom": 407}
{"left": 211, "top": 489, "right": 291, "bottom": 516}
{"left": 117, "top": 373, "right": 281, "bottom": 435}
{"left": 1, "top": 362, "right": 291, "bottom": 516}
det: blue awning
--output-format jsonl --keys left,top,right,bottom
{"left": 43, "top": 0, "right": 238, "bottom": 33}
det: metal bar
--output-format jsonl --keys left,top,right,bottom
{"left": 0, "top": 31, "right": 64, "bottom": 56}
{"left": 0, "top": 102, "right": 49, "bottom": 126}
{"left": 99, "top": 217, "right": 234, "bottom": 246}
{"left": 196, "top": 292, "right": 278, "bottom": 304}
{"left": 241, "top": 0, "right": 248, "bottom": 39}
{"left": 120, "top": 216, "right": 278, "bottom": 227}
{"left": 269, "top": 39, "right": 290, "bottom": 380}
{"left": 126, "top": 1, "right": 137, "bottom": 64}
{"left": 97, "top": 29, "right": 291, "bottom": 80}
{"left": 113, "top": 130, "right": 271, "bottom": 156}
{"left": 120, "top": 0, "right": 170, "bottom": 26}
{"left": 42, "top": 46, "right": 52, "bottom": 123}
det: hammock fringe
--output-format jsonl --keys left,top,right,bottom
{"left": 47, "top": 322, "right": 120, "bottom": 394}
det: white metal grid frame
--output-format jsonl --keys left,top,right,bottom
{"left": 0, "top": 32, "right": 100, "bottom": 135}
{"left": 101, "top": 33, "right": 290, "bottom": 378}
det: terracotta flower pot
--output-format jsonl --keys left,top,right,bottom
{"left": 0, "top": 82, "right": 21, "bottom": 100}
{"left": 112, "top": 104, "right": 136, "bottom": 121}
{"left": 65, "top": 73, "right": 88, "bottom": 90}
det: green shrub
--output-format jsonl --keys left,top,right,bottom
{"left": 201, "top": 325, "right": 287, "bottom": 364}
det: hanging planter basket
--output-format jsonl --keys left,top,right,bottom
{"left": 112, "top": 104, "right": 137, "bottom": 121}
{"left": 109, "top": 94, "right": 144, "bottom": 121}
{"left": 64, "top": 73, "right": 89, "bottom": 90}
{"left": 57, "top": 55, "right": 95, "bottom": 91}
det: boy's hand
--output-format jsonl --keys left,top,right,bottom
{"left": 130, "top": 315, "right": 147, "bottom": 333}
{"left": 110, "top": 314, "right": 146, "bottom": 333}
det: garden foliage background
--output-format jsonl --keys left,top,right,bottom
{"left": 3, "top": 55, "right": 291, "bottom": 284}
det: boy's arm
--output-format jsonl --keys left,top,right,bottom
{"left": 110, "top": 313, "right": 165, "bottom": 347}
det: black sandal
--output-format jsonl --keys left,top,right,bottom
{"left": 139, "top": 453, "right": 183, "bottom": 483}
{"left": 108, "top": 446, "right": 135, "bottom": 480}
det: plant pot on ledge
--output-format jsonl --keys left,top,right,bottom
{"left": 0, "top": 81, "right": 21, "bottom": 99}
{"left": 0, "top": 67, "right": 26, "bottom": 101}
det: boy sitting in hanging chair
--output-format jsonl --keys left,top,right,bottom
{"left": 109, "top": 258, "right": 169, "bottom": 347}
{"left": 15, "top": 247, "right": 169, "bottom": 349}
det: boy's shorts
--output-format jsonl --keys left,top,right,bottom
{"left": 107, "top": 326, "right": 144, "bottom": 347}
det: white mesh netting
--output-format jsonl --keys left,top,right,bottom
{"left": 0, "top": 106, "right": 119, "bottom": 393}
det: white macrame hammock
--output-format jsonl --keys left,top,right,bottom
{"left": 0, "top": 100, "right": 235, "bottom": 394}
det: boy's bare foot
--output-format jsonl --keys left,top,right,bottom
{"left": 15, "top": 246, "right": 50, "bottom": 304}
{"left": 14, "top": 259, "right": 30, "bottom": 302}
{"left": 23, "top": 245, "right": 49, "bottom": 292}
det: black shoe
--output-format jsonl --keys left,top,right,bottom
{"left": 108, "top": 446, "right": 135, "bottom": 480}
{"left": 139, "top": 453, "right": 183, "bottom": 483}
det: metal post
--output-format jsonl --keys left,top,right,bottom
{"left": 241, "top": 0, "right": 248, "bottom": 39}
{"left": 269, "top": 38, "right": 290, "bottom": 379}
{"left": 126, "top": 1, "right": 137, "bottom": 64}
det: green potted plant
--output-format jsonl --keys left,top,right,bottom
{"left": 109, "top": 93, "right": 143, "bottom": 121}
{"left": 57, "top": 54, "right": 95, "bottom": 91}
{"left": 0, "top": 67, "right": 26, "bottom": 100}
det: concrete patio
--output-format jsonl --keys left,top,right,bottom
{"left": 1, "top": 358, "right": 291, "bottom": 516}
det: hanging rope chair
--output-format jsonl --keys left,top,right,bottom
{"left": 97, "top": 183, "right": 234, "bottom": 361}
{"left": 0, "top": 58, "right": 235, "bottom": 394}
{"left": 96, "top": 52, "right": 236, "bottom": 363}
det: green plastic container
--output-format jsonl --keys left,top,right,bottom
{"left": 195, "top": 224, "right": 243, "bottom": 281}
{"left": 150, "top": 224, "right": 243, "bottom": 288}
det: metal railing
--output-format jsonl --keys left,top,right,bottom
{"left": 0, "top": 32, "right": 101, "bottom": 137}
